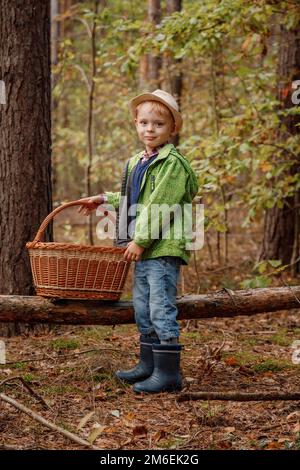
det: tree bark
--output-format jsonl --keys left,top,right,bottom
{"left": 0, "top": 286, "right": 300, "bottom": 324}
{"left": 162, "top": 0, "right": 182, "bottom": 146}
{"left": 86, "top": 0, "right": 100, "bottom": 246}
{"left": 0, "top": 0, "right": 52, "bottom": 336}
{"left": 139, "top": 0, "right": 161, "bottom": 89}
{"left": 166, "top": 0, "right": 182, "bottom": 100}
{"left": 260, "top": 21, "right": 300, "bottom": 271}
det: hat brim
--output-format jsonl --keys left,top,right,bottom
{"left": 130, "top": 93, "right": 183, "bottom": 132}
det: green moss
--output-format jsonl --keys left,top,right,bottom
{"left": 22, "top": 373, "right": 36, "bottom": 383}
{"left": 252, "top": 359, "right": 292, "bottom": 373}
{"left": 93, "top": 371, "right": 113, "bottom": 383}
{"left": 42, "top": 384, "right": 84, "bottom": 396}
{"left": 50, "top": 338, "right": 80, "bottom": 351}
{"left": 157, "top": 437, "right": 186, "bottom": 449}
{"left": 80, "top": 324, "right": 135, "bottom": 342}
{"left": 269, "top": 329, "right": 291, "bottom": 347}
{"left": 240, "top": 337, "right": 259, "bottom": 346}
{"left": 9, "top": 361, "right": 26, "bottom": 370}
{"left": 222, "top": 350, "right": 257, "bottom": 365}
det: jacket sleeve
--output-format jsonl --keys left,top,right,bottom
{"left": 133, "top": 158, "right": 189, "bottom": 249}
{"left": 105, "top": 191, "right": 121, "bottom": 209}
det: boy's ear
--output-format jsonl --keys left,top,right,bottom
{"left": 170, "top": 124, "right": 178, "bottom": 136}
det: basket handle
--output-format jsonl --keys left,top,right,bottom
{"left": 31, "top": 200, "right": 110, "bottom": 244}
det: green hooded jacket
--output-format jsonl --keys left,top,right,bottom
{"left": 105, "top": 143, "right": 199, "bottom": 265}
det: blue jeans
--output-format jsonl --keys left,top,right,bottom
{"left": 133, "top": 256, "right": 181, "bottom": 341}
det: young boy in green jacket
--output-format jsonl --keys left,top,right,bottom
{"left": 78, "top": 89, "right": 199, "bottom": 393}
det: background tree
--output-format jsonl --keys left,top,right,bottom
{"left": 0, "top": 0, "right": 52, "bottom": 336}
{"left": 260, "top": 20, "right": 300, "bottom": 273}
{"left": 139, "top": 0, "right": 162, "bottom": 90}
{"left": 163, "top": 0, "right": 182, "bottom": 146}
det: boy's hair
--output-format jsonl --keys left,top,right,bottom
{"left": 135, "top": 100, "right": 175, "bottom": 125}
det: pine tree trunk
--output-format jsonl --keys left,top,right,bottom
{"left": 164, "top": 0, "right": 182, "bottom": 146}
{"left": 0, "top": 0, "right": 52, "bottom": 336}
{"left": 166, "top": 0, "right": 182, "bottom": 100}
{"left": 139, "top": 0, "right": 161, "bottom": 89}
{"left": 260, "top": 23, "right": 300, "bottom": 271}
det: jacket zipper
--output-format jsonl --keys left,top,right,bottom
{"left": 150, "top": 175, "right": 156, "bottom": 192}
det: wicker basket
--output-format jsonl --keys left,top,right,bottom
{"left": 26, "top": 200, "right": 131, "bottom": 300}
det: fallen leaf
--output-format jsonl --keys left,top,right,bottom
{"left": 133, "top": 425, "right": 148, "bottom": 438}
{"left": 217, "top": 440, "right": 232, "bottom": 449}
{"left": 153, "top": 429, "right": 166, "bottom": 442}
{"left": 225, "top": 356, "right": 238, "bottom": 367}
{"left": 105, "top": 336, "right": 119, "bottom": 342}
{"left": 287, "top": 411, "right": 300, "bottom": 421}
{"left": 267, "top": 441, "right": 282, "bottom": 449}
{"left": 262, "top": 371, "right": 274, "bottom": 377}
{"left": 88, "top": 425, "right": 106, "bottom": 444}
{"left": 224, "top": 427, "right": 236, "bottom": 434}
{"left": 260, "top": 162, "right": 272, "bottom": 173}
{"left": 278, "top": 438, "right": 290, "bottom": 443}
{"left": 104, "top": 426, "right": 119, "bottom": 434}
{"left": 241, "top": 35, "right": 252, "bottom": 53}
{"left": 293, "top": 422, "right": 300, "bottom": 433}
{"left": 95, "top": 392, "right": 108, "bottom": 401}
{"left": 110, "top": 410, "right": 120, "bottom": 418}
{"left": 185, "top": 377, "right": 196, "bottom": 383}
{"left": 124, "top": 412, "right": 135, "bottom": 421}
{"left": 77, "top": 411, "right": 95, "bottom": 430}
{"left": 123, "top": 412, "right": 136, "bottom": 428}
{"left": 120, "top": 437, "right": 134, "bottom": 447}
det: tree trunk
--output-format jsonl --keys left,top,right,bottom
{"left": 0, "top": 0, "right": 52, "bottom": 336}
{"left": 166, "top": 0, "right": 182, "bottom": 100}
{"left": 260, "top": 22, "right": 300, "bottom": 272}
{"left": 1, "top": 286, "right": 300, "bottom": 324}
{"left": 139, "top": 0, "right": 161, "bottom": 90}
{"left": 51, "top": 0, "right": 60, "bottom": 204}
{"left": 163, "top": 0, "right": 182, "bottom": 146}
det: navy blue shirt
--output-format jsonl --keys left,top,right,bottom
{"left": 127, "top": 145, "right": 164, "bottom": 238}
{"left": 128, "top": 152, "right": 158, "bottom": 238}
{"left": 129, "top": 153, "right": 157, "bottom": 223}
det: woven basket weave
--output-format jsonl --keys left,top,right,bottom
{"left": 26, "top": 200, "right": 131, "bottom": 300}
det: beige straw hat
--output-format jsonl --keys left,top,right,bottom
{"left": 130, "top": 89, "right": 183, "bottom": 132}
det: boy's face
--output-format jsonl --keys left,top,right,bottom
{"left": 135, "top": 102, "right": 176, "bottom": 152}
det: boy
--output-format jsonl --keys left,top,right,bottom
{"left": 78, "top": 89, "right": 199, "bottom": 393}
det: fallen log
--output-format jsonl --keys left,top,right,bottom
{"left": 0, "top": 285, "right": 299, "bottom": 325}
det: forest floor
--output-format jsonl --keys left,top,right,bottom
{"left": 1, "top": 212, "right": 300, "bottom": 450}
{"left": 1, "top": 310, "right": 300, "bottom": 450}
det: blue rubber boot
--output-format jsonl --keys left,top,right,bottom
{"left": 115, "top": 334, "right": 158, "bottom": 384}
{"left": 133, "top": 344, "right": 182, "bottom": 393}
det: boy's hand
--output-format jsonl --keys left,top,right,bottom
{"left": 124, "top": 241, "right": 145, "bottom": 262}
{"left": 77, "top": 195, "right": 105, "bottom": 216}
